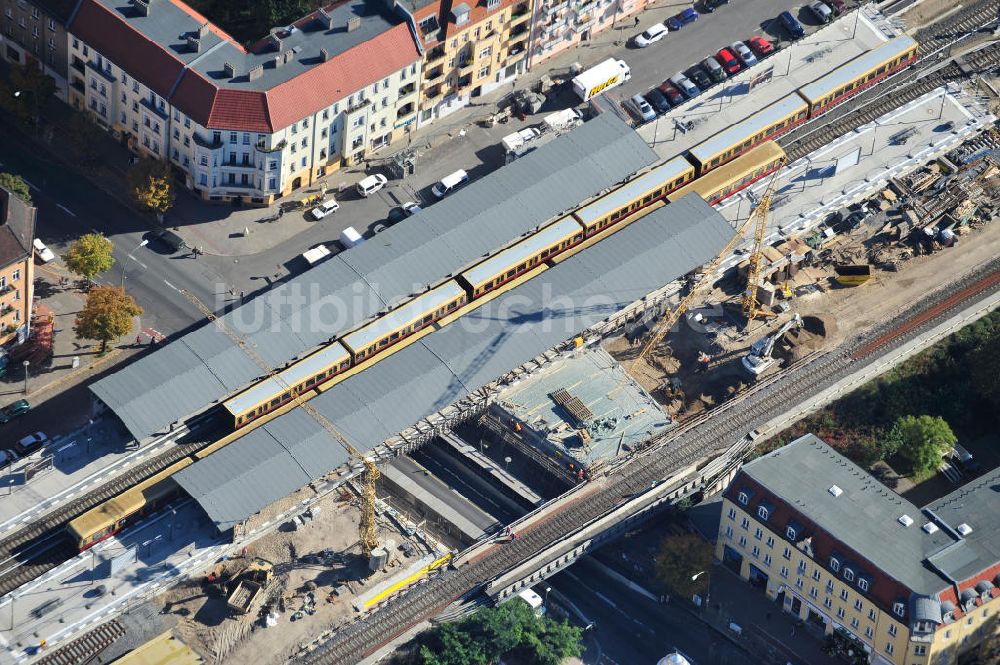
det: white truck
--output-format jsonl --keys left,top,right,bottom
{"left": 543, "top": 108, "right": 583, "bottom": 133}
{"left": 571, "top": 59, "right": 631, "bottom": 102}
{"left": 339, "top": 226, "right": 364, "bottom": 249}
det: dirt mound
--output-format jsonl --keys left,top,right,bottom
{"left": 802, "top": 314, "right": 837, "bottom": 339}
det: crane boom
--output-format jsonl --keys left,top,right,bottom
{"left": 179, "top": 290, "right": 380, "bottom": 555}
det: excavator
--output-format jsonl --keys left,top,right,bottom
{"left": 740, "top": 313, "right": 802, "bottom": 377}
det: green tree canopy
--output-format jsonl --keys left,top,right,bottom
{"left": 0, "top": 172, "right": 32, "bottom": 205}
{"left": 64, "top": 233, "right": 116, "bottom": 280}
{"left": 890, "top": 414, "right": 957, "bottom": 476}
{"left": 0, "top": 62, "right": 56, "bottom": 125}
{"left": 967, "top": 337, "right": 1000, "bottom": 415}
{"left": 655, "top": 534, "right": 713, "bottom": 601}
{"left": 74, "top": 285, "right": 142, "bottom": 352}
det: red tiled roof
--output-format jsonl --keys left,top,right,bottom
{"left": 938, "top": 561, "right": 1000, "bottom": 619}
{"left": 264, "top": 23, "right": 419, "bottom": 131}
{"left": 725, "top": 476, "right": 922, "bottom": 616}
{"left": 172, "top": 71, "right": 272, "bottom": 133}
{"left": 70, "top": 0, "right": 186, "bottom": 101}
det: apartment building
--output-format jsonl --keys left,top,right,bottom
{"left": 65, "top": 0, "right": 421, "bottom": 205}
{"left": 718, "top": 434, "right": 1000, "bottom": 665}
{"left": 0, "top": 188, "right": 35, "bottom": 345}
{"left": 529, "top": 0, "right": 647, "bottom": 67}
{"left": 401, "top": 0, "right": 531, "bottom": 127}
{"left": 0, "top": 0, "right": 78, "bottom": 99}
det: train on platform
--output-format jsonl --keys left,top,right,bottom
{"left": 67, "top": 36, "right": 920, "bottom": 552}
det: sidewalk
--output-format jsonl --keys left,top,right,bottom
{"left": 8, "top": 0, "right": 690, "bottom": 260}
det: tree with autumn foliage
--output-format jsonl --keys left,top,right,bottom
{"left": 74, "top": 286, "right": 142, "bottom": 353}
{"left": 655, "top": 533, "right": 714, "bottom": 601}
{"left": 64, "top": 233, "right": 115, "bottom": 281}
{"left": 127, "top": 157, "right": 174, "bottom": 216}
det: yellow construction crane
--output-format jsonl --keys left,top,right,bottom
{"left": 629, "top": 161, "right": 784, "bottom": 374}
{"left": 179, "top": 290, "right": 380, "bottom": 556}
{"left": 741, "top": 185, "right": 778, "bottom": 325}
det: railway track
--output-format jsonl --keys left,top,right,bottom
{"left": 0, "top": 419, "right": 224, "bottom": 598}
{"left": 301, "top": 256, "right": 1000, "bottom": 665}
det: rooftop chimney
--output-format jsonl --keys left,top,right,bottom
{"left": 347, "top": 16, "right": 361, "bottom": 32}
{"left": 317, "top": 8, "right": 335, "bottom": 30}
{"left": 186, "top": 34, "right": 201, "bottom": 52}
{"left": 223, "top": 62, "right": 236, "bottom": 78}
{"left": 269, "top": 28, "right": 283, "bottom": 51}
{"left": 132, "top": 0, "right": 150, "bottom": 17}
{"left": 282, "top": 49, "right": 295, "bottom": 65}
{"left": 248, "top": 64, "right": 264, "bottom": 81}
{"left": 198, "top": 22, "right": 210, "bottom": 38}
{"left": 319, "top": 48, "right": 330, "bottom": 62}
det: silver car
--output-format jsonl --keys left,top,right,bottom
{"left": 627, "top": 94, "right": 657, "bottom": 123}
{"left": 730, "top": 41, "right": 757, "bottom": 67}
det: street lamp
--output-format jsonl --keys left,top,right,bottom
{"left": 691, "top": 571, "right": 710, "bottom": 610}
{"left": 22, "top": 360, "right": 29, "bottom": 395}
{"left": 120, "top": 239, "right": 149, "bottom": 288}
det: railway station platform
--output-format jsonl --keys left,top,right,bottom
{"left": 435, "top": 430, "right": 544, "bottom": 510}
{"left": 715, "top": 84, "right": 997, "bottom": 260}
{"left": 633, "top": 5, "right": 905, "bottom": 161}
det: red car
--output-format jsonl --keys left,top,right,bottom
{"left": 716, "top": 48, "right": 742, "bottom": 75}
{"left": 748, "top": 35, "right": 774, "bottom": 56}
{"left": 658, "top": 80, "right": 685, "bottom": 106}
{"left": 826, "top": 0, "right": 845, "bottom": 14}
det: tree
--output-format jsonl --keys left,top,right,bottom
{"left": 67, "top": 113, "right": 106, "bottom": 166}
{"left": 520, "top": 616, "right": 584, "bottom": 665}
{"left": 0, "top": 172, "right": 32, "bottom": 205}
{"left": 890, "top": 414, "right": 957, "bottom": 476}
{"left": 127, "top": 157, "right": 174, "bottom": 216}
{"left": 654, "top": 534, "right": 713, "bottom": 601}
{"left": 967, "top": 337, "right": 1000, "bottom": 414}
{"left": 64, "top": 233, "right": 115, "bottom": 281}
{"left": 74, "top": 286, "right": 142, "bottom": 353}
{"left": 0, "top": 62, "right": 56, "bottom": 126}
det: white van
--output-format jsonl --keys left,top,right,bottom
{"left": 356, "top": 174, "right": 387, "bottom": 197}
{"left": 340, "top": 226, "right": 363, "bottom": 249}
{"left": 432, "top": 169, "right": 469, "bottom": 198}
{"left": 302, "top": 244, "right": 332, "bottom": 265}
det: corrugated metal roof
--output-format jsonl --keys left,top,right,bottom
{"left": 176, "top": 194, "right": 734, "bottom": 531}
{"left": 92, "top": 113, "right": 656, "bottom": 442}
{"left": 575, "top": 156, "right": 694, "bottom": 227}
{"left": 798, "top": 36, "right": 917, "bottom": 104}
{"left": 689, "top": 94, "right": 808, "bottom": 166}
{"left": 461, "top": 216, "right": 582, "bottom": 289}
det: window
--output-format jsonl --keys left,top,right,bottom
{"left": 825, "top": 581, "right": 834, "bottom": 594}
{"left": 783, "top": 547, "right": 791, "bottom": 561}
{"left": 850, "top": 618, "right": 859, "bottom": 629}
{"left": 823, "top": 597, "right": 832, "bottom": 609}
{"left": 795, "top": 578, "right": 804, "bottom": 590}
{"left": 724, "top": 526, "right": 733, "bottom": 539}
{"left": 868, "top": 609, "right": 876, "bottom": 621}
{"left": 914, "top": 646, "right": 926, "bottom": 656}
{"left": 741, "top": 517, "right": 749, "bottom": 530}
{"left": 884, "top": 644, "right": 893, "bottom": 656}
{"left": 843, "top": 568, "right": 855, "bottom": 582}
{"left": 830, "top": 557, "right": 840, "bottom": 572}
{"left": 751, "top": 545, "right": 760, "bottom": 558}
{"left": 836, "top": 608, "right": 845, "bottom": 619}
{"left": 47, "top": 17, "right": 54, "bottom": 30}
{"left": 892, "top": 603, "right": 904, "bottom": 618}
{"left": 242, "top": 132, "right": 250, "bottom": 144}
{"left": 812, "top": 570, "right": 821, "bottom": 581}
{"left": 888, "top": 624, "right": 897, "bottom": 637}
{"left": 479, "top": 46, "right": 492, "bottom": 59}
{"left": 840, "top": 589, "right": 849, "bottom": 601}
{"left": 300, "top": 157, "right": 306, "bottom": 168}
{"left": 11, "top": 269, "right": 20, "bottom": 282}
{"left": 786, "top": 526, "right": 797, "bottom": 540}
{"left": 763, "top": 554, "right": 772, "bottom": 566}
{"left": 738, "top": 491, "right": 749, "bottom": 506}
{"left": 797, "top": 561, "right": 806, "bottom": 575}
{"left": 779, "top": 566, "right": 789, "bottom": 579}
{"left": 738, "top": 536, "right": 747, "bottom": 547}
{"left": 966, "top": 617, "right": 974, "bottom": 626}
{"left": 809, "top": 587, "right": 818, "bottom": 599}
{"left": 229, "top": 132, "right": 237, "bottom": 143}
{"left": 754, "top": 528, "right": 763, "bottom": 540}
{"left": 758, "top": 506, "right": 769, "bottom": 520}
{"left": 858, "top": 578, "right": 869, "bottom": 592}
{"left": 198, "top": 173, "right": 207, "bottom": 186}
{"left": 268, "top": 177, "right": 276, "bottom": 189}
{"left": 302, "top": 118, "right": 309, "bottom": 128}
{"left": 199, "top": 155, "right": 208, "bottom": 166}
{"left": 854, "top": 599, "right": 863, "bottom": 611}
{"left": 865, "top": 626, "right": 874, "bottom": 638}
{"left": 728, "top": 507, "right": 736, "bottom": 520}
{"left": 766, "top": 536, "right": 775, "bottom": 548}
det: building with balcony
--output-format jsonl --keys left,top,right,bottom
{"left": 66, "top": 0, "right": 422, "bottom": 205}
{"left": 0, "top": 187, "right": 35, "bottom": 346}
{"left": 718, "top": 434, "right": 1000, "bottom": 665}
{"left": 0, "top": 0, "right": 78, "bottom": 100}
{"left": 528, "top": 0, "right": 646, "bottom": 67}
{"left": 399, "top": 0, "right": 531, "bottom": 128}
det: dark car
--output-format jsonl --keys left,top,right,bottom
{"left": 658, "top": 80, "right": 685, "bottom": 106}
{"left": 644, "top": 88, "right": 671, "bottom": 114}
{"left": 779, "top": 10, "right": 806, "bottom": 39}
{"left": 688, "top": 66, "right": 712, "bottom": 91}
{"left": 702, "top": 0, "right": 728, "bottom": 12}
{"left": 386, "top": 206, "right": 409, "bottom": 224}
{"left": 147, "top": 229, "right": 187, "bottom": 253}
{"left": 0, "top": 399, "right": 30, "bottom": 424}
{"left": 666, "top": 7, "right": 699, "bottom": 30}
{"left": 716, "top": 48, "right": 742, "bottom": 75}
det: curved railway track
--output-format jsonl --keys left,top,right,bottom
{"left": 301, "top": 256, "right": 1000, "bottom": 665}
{"left": 0, "top": 418, "right": 224, "bottom": 597}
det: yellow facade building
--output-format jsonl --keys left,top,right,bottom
{"left": 0, "top": 188, "right": 35, "bottom": 346}
{"left": 718, "top": 435, "right": 1000, "bottom": 665}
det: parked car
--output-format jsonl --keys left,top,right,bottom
{"left": 716, "top": 48, "right": 742, "bottom": 75}
{"left": 748, "top": 34, "right": 775, "bottom": 56}
{"left": 15, "top": 432, "right": 48, "bottom": 457}
{"left": 402, "top": 201, "right": 422, "bottom": 216}
{"left": 32, "top": 238, "right": 56, "bottom": 263}
{"left": 386, "top": 206, "right": 409, "bottom": 224}
{"left": 148, "top": 229, "right": 187, "bottom": 253}
{"left": 309, "top": 198, "right": 340, "bottom": 220}
{"left": 666, "top": 8, "right": 699, "bottom": 30}
{"left": 0, "top": 449, "right": 16, "bottom": 467}
{"left": 0, "top": 399, "right": 30, "bottom": 424}
{"left": 669, "top": 73, "right": 700, "bottom": 98}
{"left": 644, "top": 87, "right": 672, "bottom": 114}
{"left": 432, "top": 169, "right": 469, "bottom": 198}
{"left": 701, "top": 56, "right": 727, "bottom": 83}
{"left": 731, "top": 41, "right": 758, "bottom": 66}
{"left": 778, "top": 10, "right": 806, "bottom": 39}
{"left": 626, "top": 94, "right": 657, "bottom": 123}
{"left": 808, "top": 0, "right": 833, "bottom": 23}
{"left": 658, "top": 80, "right": 686, "bottom": 106}
{"left": 634, "top": 23, "right": 668, "bottom": 47}
{"left": 702, "top": 0, "right": 729, "bottom": 11}
{"left": 688, "top": 66, "right": 713, "bottom": 90}
{"left": 356, "top": 173, "right": 388, "bottom": 197}
{"left": 826, "top": 0, "right": 845, "bottom": 14}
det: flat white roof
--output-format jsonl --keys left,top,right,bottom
{"left": 575, "top": 156, "right": 694, "bottom": 226}
{"left": 224, "top": 341, "right": 351, "bottom": 414}
{"left": 342, "top": 281, "right": 466, "bottom": 352}
{"left": 462, "top": 216, "right": 582, "bottom": 288}
{"left": 636, "top": 5, "right": 903, "bottom": 160}
{"left": 798, "top": 35, "right": 917, "bottom": 104}
{"left": 713, "top": 86, "right": 996, "bottom": 269}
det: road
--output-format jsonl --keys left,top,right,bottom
{"left": 550, "top": 557, "right": 749, "bottom": 665}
